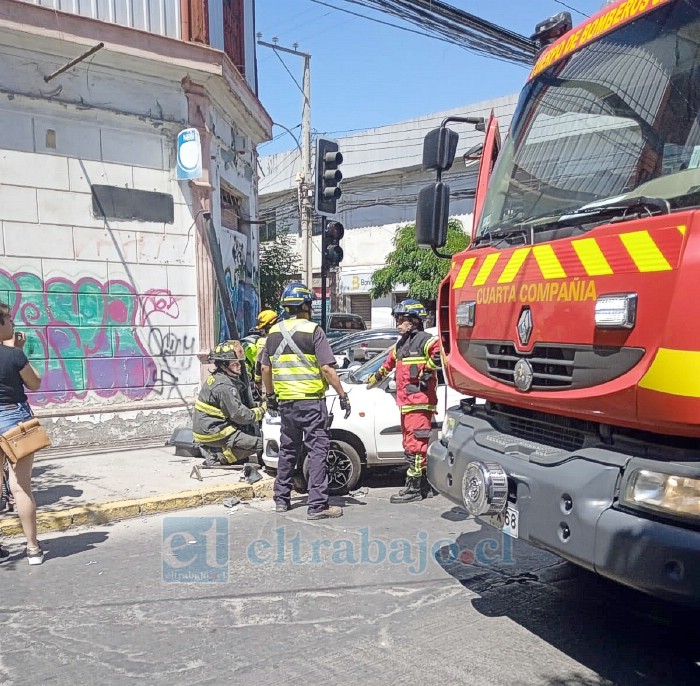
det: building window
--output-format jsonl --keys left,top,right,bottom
{"left": 260, "top": 221, "right": 277, "bottom": 242}
{"left": 220, "top": 187, "right": 240, "bottom": 231}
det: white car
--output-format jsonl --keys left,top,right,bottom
{"left": 262, "top": 332, "right": 469, "bottom": 494}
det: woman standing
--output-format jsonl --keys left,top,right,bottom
{"left": 0, "top": 301, "right": 44, "bottom": 564}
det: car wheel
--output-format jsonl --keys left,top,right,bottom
{"left": 303, "top": 439, "right": 362, "bottom": 495}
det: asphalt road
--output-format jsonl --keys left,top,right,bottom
{"left": 2, "top": 474, "right": 698, "bottom": 686}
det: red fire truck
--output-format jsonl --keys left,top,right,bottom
{"left": 418, "top": 0, "right": 700, "bottom": 603}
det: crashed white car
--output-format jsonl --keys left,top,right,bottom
{"left": 262, "top": 332, "right": 467, "bottom": 494}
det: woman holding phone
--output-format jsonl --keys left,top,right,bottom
{"left": 0, "top": 301, "right": 44, "bottom": 565}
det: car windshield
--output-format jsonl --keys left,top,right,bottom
{"left": 330, "top": 332, "right": 367, "bottom": 352}
{"left": 329, "top": 315, "right": 366, "bottom": 331}
{"left": 476, "top": 1, "right": 700, "bottom": 237}
{"left": 346, "top": 348, "right": 391, "bottom": 384}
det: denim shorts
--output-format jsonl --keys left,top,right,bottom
{"left": 0, "top": 402, "right": 33, "bottom": 436}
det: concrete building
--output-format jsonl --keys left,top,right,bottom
{"left": 0, "top": 0, "right": 272, "bottom": 450}
{"left": 259, "top": 94, "right": 518, "bottom": 327}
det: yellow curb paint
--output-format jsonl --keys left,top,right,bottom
{"left": 139, "top": 495, "right": 203, "bottom": 513}
{"left": 0, "top": 518, "right": 23, "bottom": 537}
{"left": 0, "top": 479, "right": 273, "bottom": 538}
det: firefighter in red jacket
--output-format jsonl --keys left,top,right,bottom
{"left": 367, "top": 299, "right": 441, "bottom": 503}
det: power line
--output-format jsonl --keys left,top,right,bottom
{"left": 553, "top": 0, "right": 590, "bottom": 18}
{"left": 330, "top": 0, "right": 537, "bottom": 64}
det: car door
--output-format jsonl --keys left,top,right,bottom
{"left": 372, "top": 373, "right": 406, "bottom": 462}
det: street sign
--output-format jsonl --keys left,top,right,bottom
{"left": 176, "top": 128, "right": 202, "bottom": 180}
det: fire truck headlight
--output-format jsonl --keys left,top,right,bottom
{"left": 456, "top": 301, "right": 476, "bottom": 327}
{"left": 621, "top": 469, "right": 700, "bottom": 520}
{"left": 595, "top": 293, "right": 637, "bottom": 328}
{"left": 440, "top": 412, "right": 459, "bottom": 445}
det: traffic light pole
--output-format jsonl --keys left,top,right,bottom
{"left": 320, "top": 215, "right": 328, "bottom": 331}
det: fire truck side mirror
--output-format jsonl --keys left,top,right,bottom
{"left": 422, "top": 127, "right": 459, "bottom": 172}
{"left": 416, "top": 181, "right": 450, "bottom": 249}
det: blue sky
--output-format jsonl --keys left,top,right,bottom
{"left": 255, "top": 0, "right": 607, "bottom": 155}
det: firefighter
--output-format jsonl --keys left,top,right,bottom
{"left": 367, "top": 299, "right": 441, "bottom": 503}
{"left": 252, "top": 309, "right": 279, "bottom": 392}
{"left": 192, "top": 340, "right": 265, "bottom": 466}
{"left": 261, "top": 282, "right": 351, "bottom": 520}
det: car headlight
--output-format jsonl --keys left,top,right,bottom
{"left": 440, "top": 412, "right": 459, "bottom": 444}
{"left": 621, "top": 469, "right": 700, "bottom": 520}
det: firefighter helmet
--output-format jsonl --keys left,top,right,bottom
{"left": 280, "top": 282, "right": 314, "bottom": 309}
{"left": 392, "top": 299, "right": 427, "bottom": 321}
{"left": 209, "top": 340, "right": 246, "bottom": 362}
{"left": 256, "top": 309, "right": 279, "bottom": 329}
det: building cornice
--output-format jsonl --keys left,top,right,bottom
{"left": 0, "top": 0, "right": 272, "bottom": 143}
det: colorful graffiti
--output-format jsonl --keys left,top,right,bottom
{"left": 218, "top": 227, "right": 260, "bottom": 339}
{"left": 0, "top": 269, "right": 188, "bottom": 406}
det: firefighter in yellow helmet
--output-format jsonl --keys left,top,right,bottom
{"left": 192, "top": 340, "right": 265, "bottom": 466}
{"left": 252, "top": 309, "right": 279, "bottom": 392}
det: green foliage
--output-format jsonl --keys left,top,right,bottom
{"left": 369, "top": 219, "right": 469, "bottom": 302}
{"left": 259, "top": 232, "right": 300, "bottom": 312}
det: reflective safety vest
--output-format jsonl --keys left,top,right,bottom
{"left": 241, "top": 334, "right": 261, "bottom": 379}
{"left": 266, "top": 317, "right": 327, "bottom": 400}
{"left": 254, "top": 335, "right": 267, "bottom": 383}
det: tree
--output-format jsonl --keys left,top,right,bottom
{"left": 259, "top": 232, "right": 300, "bottom": 312}
{"left": 370, "top": 219, "right": 469, "bottom": 303}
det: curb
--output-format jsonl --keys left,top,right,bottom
{"left": 0, "top": 478, "right": 274, "bottom": 537}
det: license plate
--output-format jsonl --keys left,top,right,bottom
{"left": 480, "top": 504, "right": 519, "bottom": 539}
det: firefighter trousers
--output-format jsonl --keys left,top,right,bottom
{"left": 276, "top": 399, "right": 330, "bottom": 513}
{"left": 401, "top": 409, "right": 434, "bottom": 478}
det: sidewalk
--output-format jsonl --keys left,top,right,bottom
{"left": 0, "top": 444, "right": 273, "bottom": 538}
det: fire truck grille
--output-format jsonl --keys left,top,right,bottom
{"left": 458, "top": 341, "right": 644, "bottom": 391}
{"left": 486, "top": 404, "right": 596, "bottom": 452}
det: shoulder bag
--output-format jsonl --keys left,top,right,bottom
{"left": 0, "top": 419, "right": 52, "bottom": 463}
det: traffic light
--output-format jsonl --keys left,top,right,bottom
{"left": 324, "top": 220, "right": 344, "bottom": 267}
{"left": 315, "top": 137, "right": 343, "bottom": 215}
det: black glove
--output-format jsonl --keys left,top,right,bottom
{"left": 418, "top": 370, "right": 433, "bottom": 390}
{"left": 267, "top": 394, "right": 279, "bottom": 414}
{"left": 339, "top": 394, "right": 351, "bottom": 419}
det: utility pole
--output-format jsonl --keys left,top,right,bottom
{"left": 257, "top": 38, "right": 313, "bottom": 287}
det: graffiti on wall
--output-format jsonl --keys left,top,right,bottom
{"left": 218, "top": 227, "right": 259, "bottom": 339}
{"left": 0, "top": 270, "right": 194, "bottom": 406}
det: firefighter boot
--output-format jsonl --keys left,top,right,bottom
{"left": 390, "top": 475, "right": 423, "bottom": 504}
{"left": 201, "top": 446, "right": 225, "bottom": 467}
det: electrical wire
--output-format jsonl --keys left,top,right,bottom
{"left": 319, "top": 0, "right": 536, "bottom": 65}
{"left": 553, "top": 0, "right": 590, "bottom": 18}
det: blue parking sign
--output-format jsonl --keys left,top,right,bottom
{"left": 162, "top": 516, "right": 229, "bottom": 582}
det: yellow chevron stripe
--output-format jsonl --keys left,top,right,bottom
{"left": 497, "top": 248, "right": 531, "bottom": 284}
{"left": 532, "top": 244, "right": 566, "bottom": 279}
{"left": 453, "top": 258, "right": 476, "bottom": 289}
{"left": 678, "top": 224, "right": 686, "bottom": 236}
{"left": 472, "top": 253, "right": 500, "bottom": 286}
{"left": 571, "top": 238, "right": 613, "bottom": 276}
{"left": 620, "top": 230, "right": 671, "bottom": 272}
{"left": 639, "top": 348, "right": 700, "bottom": 397}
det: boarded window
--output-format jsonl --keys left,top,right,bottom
{"left": 92, "top": 185, "right": 174, "bottom": 223}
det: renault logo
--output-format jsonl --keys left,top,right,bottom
{"left": 513, "top": 358, "right": 534, "bottom": 392}
{"left": 517, "top": 307, "right": 533, "bottom": 346}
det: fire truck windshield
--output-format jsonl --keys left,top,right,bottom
{"left": 476, "top": 0, "right": 700, "bottom": 240}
